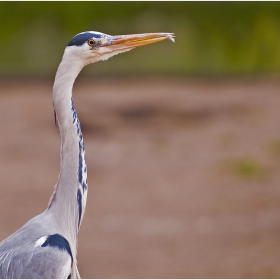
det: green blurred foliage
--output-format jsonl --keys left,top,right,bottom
{"left": 233, "top": 157, "right": 268, "bottom": 180}
{"left": 1, "top": 2, "right": 280, "bottom": 78}
{"left": 222, "top": 156, "right": 271, "bottom": 181}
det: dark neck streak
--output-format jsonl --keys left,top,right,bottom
{"left": 47, "top": 58, "right": 88, "bottom": 252}
{"left": 71, "top": 97, "right": 88, "bottom": 227}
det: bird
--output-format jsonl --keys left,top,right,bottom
{"left": 0, "top": 30, "right": 174, "bottom": 278}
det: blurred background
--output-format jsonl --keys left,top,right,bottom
{"left": 0, "top": 1, "right": 280, "bottom": 278}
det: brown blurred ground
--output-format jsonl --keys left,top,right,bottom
{"left": 0, "top": 78, "right": 280, "bottom": 278}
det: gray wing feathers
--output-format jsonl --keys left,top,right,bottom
{"left": 23, "top": 245, "right": 71, "bottom": 278}
{"left": 0, "top": 244, "right": 71, "bottom": 278}
{"left": 0, "top": 214, "right": 73, "bottom": 279}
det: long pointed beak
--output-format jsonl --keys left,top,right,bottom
{"left": 109, "top": 33, "right": 175, "bottom": 49}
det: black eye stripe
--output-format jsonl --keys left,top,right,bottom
{"left": 67, "top": 32, "right": 108, "bottom": 47}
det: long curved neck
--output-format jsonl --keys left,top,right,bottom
{"left": 47, "top": 55, "right": 88, "bottom": 255}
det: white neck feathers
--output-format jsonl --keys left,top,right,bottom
{"left": 48, "top": 49, "right": 88, "bottom": 263}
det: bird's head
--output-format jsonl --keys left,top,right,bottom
{"left": 63, "top": 31, "right": 175, "bottom": 67}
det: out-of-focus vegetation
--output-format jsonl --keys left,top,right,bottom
{"left": 232, "top": 157, "right": 270, "bottom": 180}
{"left": 1, "top": 2, "right": 280, "bottom": 78}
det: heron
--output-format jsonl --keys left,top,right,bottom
{"left": 0, "top": 30, "right": 174, "bottom": 278}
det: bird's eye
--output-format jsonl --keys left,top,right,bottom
{"left": 87, "top": 39, "right": 95, "bottom": 47}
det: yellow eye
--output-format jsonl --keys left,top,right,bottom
{"left": 87, "top": 39, "right": 95, "bottom": 47}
